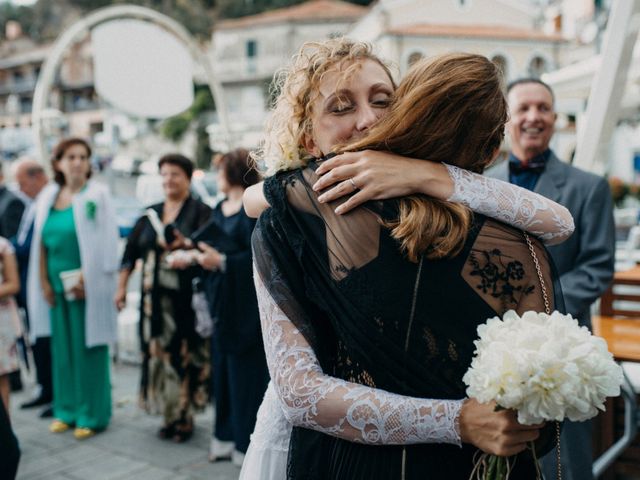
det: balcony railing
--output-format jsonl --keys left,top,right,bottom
{"left": 0, "top": 77, "right": 37, "bottom": 96}
{"left": 214, "top": 55, "right": 286, "bottom": 81}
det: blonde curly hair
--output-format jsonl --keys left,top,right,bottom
{"left": 253, "top": 38, "right": 394, "bottom": 176}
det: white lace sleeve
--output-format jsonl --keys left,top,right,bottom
{"left": 445, "top": 164, "right": 574, "bottom": 245}
{"left": 254, "top": 267, "right": 463, "bottom": 447}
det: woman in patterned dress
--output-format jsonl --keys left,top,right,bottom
{"left": 116, "top": 154, "right": 212, "bottom": 442}
{"left": 0, "top": 236, "right": 20, "bottom": 413}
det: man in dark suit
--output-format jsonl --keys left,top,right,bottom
{"left": 10, "top": 158, "right": 52, "bottom": 416}
{"left": 0, "top": 162, "right": 25, "bottom": 240}
{"left": 486, "top": 78, "right": 615, "bottom": 480}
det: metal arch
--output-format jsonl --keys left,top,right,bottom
{"left": 31, "top": 4, "right": 230, "bottom": 164}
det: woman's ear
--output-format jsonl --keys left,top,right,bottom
{"left": 302, "top": 132, "right": 321, "bottom": 158}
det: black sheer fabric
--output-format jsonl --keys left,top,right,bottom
{"left": 252, "top": 161, "right": 565, "bottom": 480}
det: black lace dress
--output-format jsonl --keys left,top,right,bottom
{"left": 252, "top": 162, "right": 564, "bottom": 480}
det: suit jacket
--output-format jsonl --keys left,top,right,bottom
{"left": 0, "top": 186, "right": 25, "bottom": 240}
{"left": 485, "top": 151, "right": 615, "bottom": 327}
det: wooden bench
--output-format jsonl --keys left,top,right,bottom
{"left": 592, "top": 268, "right": 640, "bottom": 478}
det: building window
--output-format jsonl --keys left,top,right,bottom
{"left": 246, "top": 40, "right": 257, "bottom": 59}
{"left": 407, "top": 52, "right": 424, "bottom": 69}
{"left": 12, "top": 71, "right": 24, "bottom": 85}
{"left": 19, "top": 96, "right": 32, "bottom": 114}
{"left": 491, "top": 55, "right": 508, "bottom": 81}
{"left": 528, "top": 56, "right": 549, "bottom": 79}
{"left": 246, "top": 40, "right": 257, "bottom": 75}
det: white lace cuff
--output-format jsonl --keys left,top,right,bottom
{"left": 445, "top": 164, "right": 574, "bottom": 245}
{"left": 255, "top": 267, "right": 463, "bottom": 447}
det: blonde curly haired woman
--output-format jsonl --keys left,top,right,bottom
{"left": 241, "top": 39, "right": 572, "bottom": 479}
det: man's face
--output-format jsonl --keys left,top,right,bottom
{"left": 507, "top": 82, "right": 557, "bottom": 162}
{"left": 16, "top": 170, "right": 47, "bottom": 199}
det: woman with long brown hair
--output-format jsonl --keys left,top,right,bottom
{"left": 251, "top": 47, "right": 564, "bottom": 479}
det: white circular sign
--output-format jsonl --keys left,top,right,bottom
{"left": 92, "top": 19, "right": 194, "bottom": 118}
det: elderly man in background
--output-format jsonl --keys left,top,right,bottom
{"left": 486, "top": 78, "right": 615, "bottom": 480}
{"left": 10, "top": 158, "right": 52, "bottom": 416}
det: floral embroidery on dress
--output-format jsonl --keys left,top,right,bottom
{"left": 468, "top": 249, "right": 534, "bottom": 308}
{"left": 0, "top": 239, "right": 19, "bottom": 376}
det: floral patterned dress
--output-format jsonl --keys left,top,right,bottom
{"left": 120, "top": 197, "right": 212, "bottom": 426}
{"left": 0, "top": 237, "right": 20, "bottom": 376}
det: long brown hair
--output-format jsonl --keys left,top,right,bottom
{"left": 344, "top": 53, "right": 508, "bottom": 262}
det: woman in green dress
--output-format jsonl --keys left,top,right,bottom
{"left": 28, "top": 137, "right": 119, "bottom": 440}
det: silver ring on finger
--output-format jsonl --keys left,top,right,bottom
{"left": 349, "top": 178, "right": 358, "bottom": 191}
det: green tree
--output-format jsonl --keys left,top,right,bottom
{"left": 0, "top": 3, "right": 35, "bottom": 39}
{"left": 161, "top": 86, "right": 215, "bottom": 168}
{"left": 2, "top": 0, "right": 373, "bottom": 41}
{"left": 66, "top": 0, "right": 216, "bottom": 38}
{"left": 216, "top": 0, "right": 372, "bottom": 19}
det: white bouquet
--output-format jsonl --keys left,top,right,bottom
{"left": 462, "top": 310, "right": 623, "bottom": 479}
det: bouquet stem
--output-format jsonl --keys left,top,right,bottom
{"left": 470, "top": 451, "right": 536, "bottom": 480}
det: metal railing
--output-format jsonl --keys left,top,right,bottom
{"left": 593, "top": 367, "right": 639, "bottom": 478}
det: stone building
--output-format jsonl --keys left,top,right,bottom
{"left": 208, "top": 0, "right": 367, "bottom": 147}
{"left": 0, "top": 22, "right": 102, "bottom": 157}
{"left": 207, "top": 0, "right": 566, "bottom": 148}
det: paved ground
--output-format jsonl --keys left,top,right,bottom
{"left": 10, "top": 363, "right": 240, "bottom": 480}
{"left": 8, "top": 173, "right": 240, "bottom": 479}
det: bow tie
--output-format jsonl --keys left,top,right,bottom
{"left": 509, "top": 159, "right": 546, "bottom": 175}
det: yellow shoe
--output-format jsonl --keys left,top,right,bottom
{"left": 49, "top": 420, "right": 71, "bottom": 433}
{"left": 73, "top": 427, "right": 96, "bottom": 440}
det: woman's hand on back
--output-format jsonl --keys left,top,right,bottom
{"left": 458, "top": 398, "right": 543, "bottom": 456}
{"left": 312, "top": 151, "right": 454, "bottom": 214}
